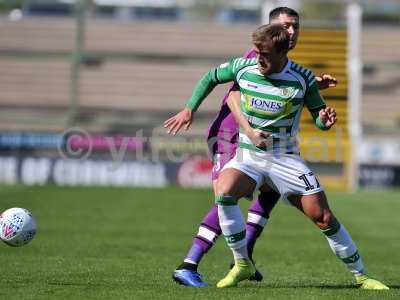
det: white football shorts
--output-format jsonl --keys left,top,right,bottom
{"left": 222, "top": 148, "right": 324, "bottom": 204}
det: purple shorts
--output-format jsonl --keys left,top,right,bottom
{"left": 210, "top": 144, "right": 237, "bottom": 180}
{"left": 207, "top": 100, "right": 239, "bottom": 180}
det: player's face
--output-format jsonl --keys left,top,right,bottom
{"left": 255, "top": 45, "right": 283, "bottom": 75}
{"left": 270, "top": 13, "right": 299, "bottom": 50}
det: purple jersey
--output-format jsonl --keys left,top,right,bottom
{"left": 207, "top": 48, "right": 256, "bottom": 179}
{"left": 207, "top": 48, "right": 257, "bottom": 155}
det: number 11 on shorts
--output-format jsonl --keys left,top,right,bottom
{"left": 298, "top": 172, "right": 320, "bottom": 191}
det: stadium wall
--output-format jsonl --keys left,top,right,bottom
{"left": 0, "top": 17, "right": 399, "bottom": 189}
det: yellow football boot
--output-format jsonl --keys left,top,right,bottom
{"left": 217, "top": 258, "right": 256, "bottom": 288}
{"left": 355, "top": 275, "right": 389, "bottom": 290}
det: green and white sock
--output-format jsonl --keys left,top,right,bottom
{"left": 322, "top": 219, "right": 365, "bottom": 276}
{"left": 216, "top": 195, "right": 248, "bottom": 260}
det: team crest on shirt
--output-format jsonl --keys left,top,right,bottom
{"left": 279, "top": 87, "right": 296, "bottom": 98}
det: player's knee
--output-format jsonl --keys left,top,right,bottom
{"left": 215, "top": 179, "right": 231, "bottom": 196}
{"left": 313, "top": 210, "right": 335, "bottom": 230}
{"left": 322, "top": 211, "right": 335, "bottom": 229}
{"left": 216, "top": 176, "right": 240, "bottom": 196}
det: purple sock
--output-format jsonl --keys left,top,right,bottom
{"left": 246, "top": 190, "right": 280, "bottom": 259}
{"left": 184, "top": 204, "right": 221, "bottom": 264}
{"left": 245, "top": 222, "right": 264, "bottom": 260}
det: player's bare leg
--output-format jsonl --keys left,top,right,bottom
{"left": 289, "top": 192, "right": 389, "bottom": 290}
{"left": 215, "top": 168, "right": 256, "bottom": 288}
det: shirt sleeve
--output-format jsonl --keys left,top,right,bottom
{"left": 185, "top": 59, "right": 236, "bottom": 111}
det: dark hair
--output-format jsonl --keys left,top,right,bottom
{"left": 269, "top": 6, "right": 299, "bottom": 22}
{"left": 252, "top": 24, "right": 290, "bottom": 53}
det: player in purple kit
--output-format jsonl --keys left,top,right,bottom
{"left": 164, "top": 7, "right": 337, "bottom": 287}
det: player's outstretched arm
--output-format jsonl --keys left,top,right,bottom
{"left": 164, "top": 59, "right": 237, "bottom": 135}
{"left": 227, "top": 91, "right": 271, "bottom": 148}
{"left": 316, "top": 73, "right": 337, "bottom": 90}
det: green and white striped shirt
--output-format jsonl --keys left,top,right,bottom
{"left": 186, "top": 57, "right": 326, "bottom": 153}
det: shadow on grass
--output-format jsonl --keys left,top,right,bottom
{"left": 387, "top": 285, "right": 400, "bottom": 289}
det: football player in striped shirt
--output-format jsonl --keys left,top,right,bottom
{"left": 166, "top": 7, "right": 338, "bottom": 288}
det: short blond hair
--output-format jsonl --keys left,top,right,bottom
{"left": 252, "top": 24, "right": 290, "bottom": 53}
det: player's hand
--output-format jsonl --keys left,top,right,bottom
{"left": 319, "top": 107, "right": 337, "bottom": 128}
{"left": 316, "top": 74, "right": 337, "bottom": 90}
{"left": 163, "top": 107, "right": 193, "bottom": 135}
{"left": 247, "top": 129, "right": 272, "bottom": 148}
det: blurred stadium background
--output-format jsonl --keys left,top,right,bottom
{"left": 0, "top": 0, "right": 399, "bottom": 190}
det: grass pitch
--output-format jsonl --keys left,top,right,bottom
{"left": 0, "top": 185, "right": 399, "bottom": 299}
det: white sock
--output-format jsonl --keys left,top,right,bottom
{"left": 217, "top": 203, "right": 248, "bottom": 261}
{"left": 323, "top": 221, "right": 365, "bottom": 276}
